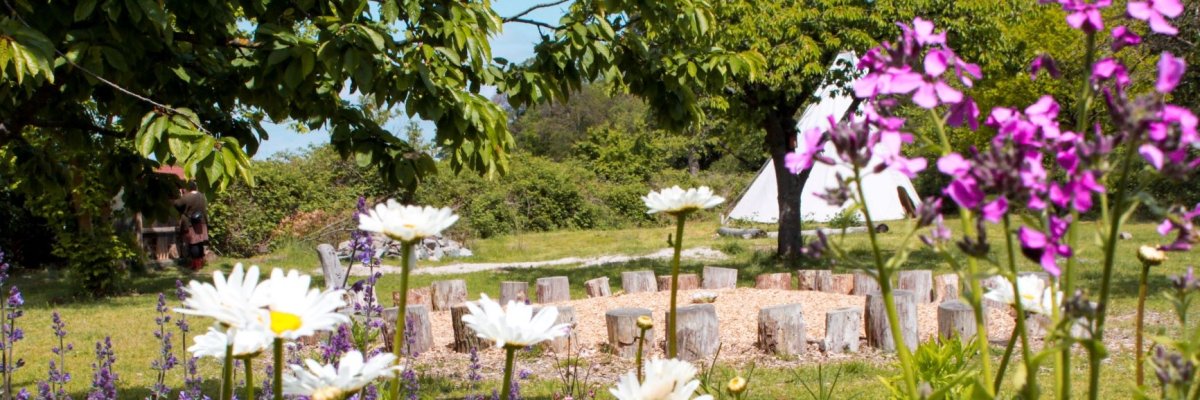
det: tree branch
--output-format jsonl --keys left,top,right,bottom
{"left": 502, "top": 0, "right": 569, "bottom": 22}
{"left": 503, "top": 17, "right": 561, "bottom": 31}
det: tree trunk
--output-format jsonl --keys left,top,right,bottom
{"left": 605, "top": 308, "right": 654, "bottom": 359}
{"left": 431, "top": 279, "right": 467, "bottom": 311}
{"left": 658, "top": 274, "right": 699, "bottom": 291}
{"left": 852, "top": 272, "right": 881, "bottom": 296}
{"left": 755, "top": 273, "right": 793, "bottom": 290}
{"left": 665, "top": 304, "right": 720, "bottom": 362}
{"left": 757, "top": 304, "right": 806, "bottom": 356}
{"left": 500, "top": 281, "right": 529, "bottom": 305}
{"left": 823, "top": 306, "right": 861, "bottom": 353}
{"left": 865, "top": 290, "right": 918, "bottom": 352}
{"left": 798, "top": 270, "right": 833, "bottom": 291}
{"left": 702, "top": 266, "right": 738, "bottom": 289}
{"left": 937, "top": 300, "right": 977, "bottom": 344}
{"left": 451, "top": 303, "right": 487, "bottom": 353}
{"left": 897, "top": 270, "right": 934, "bottom": 303}
{"left": 536, "top": 276, "right": 570, "bottom": 303}
{"left": 621, "top": 271, "right": 658, "bottom": 294}
{"left": 765, "top": 110, "right": 809, "bottom": 262}
{"left": 584, "top": 277, "right": 611, "bottom": 298}
{"left": 830, "top": 274, "right": 855, "bottom": 295}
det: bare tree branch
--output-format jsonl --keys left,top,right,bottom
{"left": 504, "top": 17, "right": 561, "bottom": 31}
{"left": 502, "top": 0, "right": 569, "bottom": 22}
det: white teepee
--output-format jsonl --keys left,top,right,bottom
{"left": 725, "top": 52, "right": 922, "bottom": 224}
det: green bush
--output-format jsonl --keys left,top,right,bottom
{"left": 827, "top": 208, "right": 863, "bottom": 229}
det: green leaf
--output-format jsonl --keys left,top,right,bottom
{"left": 74, "top": 0, "right": 98, "bottom": 21}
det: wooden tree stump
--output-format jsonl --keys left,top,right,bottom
{"left": 431, "top": 280, "right": 467, "bottom": 311}
{"left": 755, "top": 273, "right": 793, "bottom": 290}
{"left": 852, "top": 272, "right": 881, "bottom": 296}
{"left": 621, "top": 271, "right": 658, "bottom": 294}
{"left": 757, "top": 304, "right": 806, "bottom": 356}
{"left": 500, "top": 281, "right": 529, "bottom": 305}
{"left": 798, "top": 270, "right": 833, "bottom": 292}
{"left": 702, "top": 266, "right": 738, "bottom": 289}
{"left": 536, "top": 277, "right": 571, "bottom": 303}
{"left": 665, "top": 304, "right": 720, "bottom": 361}
{"left": 865, "top": 290, "right": 918, "bottom": 352}
{"left": 534, "top": 305, "right": 577, "bottom": 354}
{"left": 605, "top": 308, "right": 654, "bottom": 358}
{"left": 823, "top": 307, "right": 861, "bottom": 353}
{"left": 451, "top": 303, "right": 488, "bottom": 352}
{"left": 934, "top": 274, "right": 960, "bottom": 303}
{"left": 405, "top": 287, "right": 432, "bottom": 309}
{"left": 316, "top": 244, "right": 347, "bottom": 290}
{"left": 898, "top": 270, "right": 934, "bottom": 303}
{"left": 831, "top": 274, "right": 855, "bottom": 295}
{"left": 657, "top": 274, "right": 700, "bottom": 292}
{"left": 937, "top": 300, "right": 977, "bottom": 344}
{"left": 382, "top": 305, "right": 433, "bottom": 355}
{"left": 584, "top": 277, "right": 612, "bottom": 298}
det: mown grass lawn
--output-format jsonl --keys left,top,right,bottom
{"left": 6, "top": 217, "right": 1194, "bottom": 398}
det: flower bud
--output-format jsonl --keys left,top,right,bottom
{"left": 727, "top": 376, "right": 747, "bottom": 394}
{"left": 636, "top": 315, "right": 653, "bottom": 330}
{"left": 1137, "top": 245, "right": 1166, "bottom": 266}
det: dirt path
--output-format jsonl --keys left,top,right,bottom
{"left": 326, "top": 246, "right": 729, "bottom": 276}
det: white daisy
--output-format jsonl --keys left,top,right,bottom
{"left": 282, "top": 350, "right": 402, "bottom": 400}
{"left": 188, "top": 325, "right": 272, "bottom": 359}
{"left": 254, "top": 268, "right": 349, "bottom": 340}
{"left": 460, "top": 294, "right": 568, "bottom": 348}
{"left": 984, "top": 274, "right": 1060, "bottom": 315}
{"left": 175, "top": 264, "right": 267, "bottom": 328}
{"left": 642, "top": 186, "right": 725, "bottom": 215}
{"left": 357, "top": 200, "right": 459, "bottom": 243}
{"left": 610, "top": 358, "right": 713, "bottom": 400}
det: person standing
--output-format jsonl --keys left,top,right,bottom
{"left": 173, "top": 181, "right": 209, "bottom": 271}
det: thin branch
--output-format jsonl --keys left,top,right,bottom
{"left": 503, "top": 17, "right": 560, "bottom": 31}
{"left": 502, "top": 0, "right": 569, "bottom": 22}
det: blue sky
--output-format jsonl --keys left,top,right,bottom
{"left": 253, "top": 2, "right": 569, "bottom": 158}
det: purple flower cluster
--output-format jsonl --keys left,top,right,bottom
{"left": 465, "top": 347, "right": 484, "bottom": 400}
{"left": 352, "top": 197, "right": 379, "bottom": 268}
{"left": 38, "top": 312, "right": 72, "bottom": 400}
{"left": 2, "top": 284, "right": 25, "bottom": 397}
{"left": 87, "top": 337, "right": 117, "bottom": 400}
{"left": 174, "top": 280, "right": 206, "bottom": 400}
{"left": 149, "top": 293, "right": 177, "bottom": 400}
{"left": 321, "top": 324, "right": 354, "bottom": 364}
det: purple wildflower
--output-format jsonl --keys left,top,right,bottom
{"left": 1111, "top": 26, "right": 1142, "bottom": 51}
{"left": 1127, "top": 0, "right": 1185, "bottom": 34}
{"left": 38, "top": 312, "right": 72, "bottom": 400}
{"left": 1030, "top": 54, "right": 1061, "bottom": 80}
{"left": 87, "top": 337, "right": 117, "bottom": 400}
{"left": 1157, "top": 52, "right": 1187, "bottom": 94}
{"left": 149, "top": 293, "right": 177, "bottom": 400}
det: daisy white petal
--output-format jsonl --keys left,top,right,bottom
{"left": 610, "top": 358, "right": 712, "bottom": 400}
{"left": 357, "top": 200, "right": 459, "bottom": 243}
{"left": 174, "top": 264, "right": 267, "bottom": 329}
{"left": 282, "top": 350, "right": 402, "bottom": 400}
{"left": 257, "top": 268, "right": 349, "bottom": 340}
{"left": 460, "top": 294, "right": 568, "bottom": 348}
{"left": 642, "top": 186, "right": 725, "bottom": 215}
{"left": 188, "top": 325, "right": 272, "bottom": 359}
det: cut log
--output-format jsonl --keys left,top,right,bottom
{"left": 937, "top": 300, "right": 977, "bottom": 344}
{"left": 898, "top": 270, "right": 934, "bottom": 303}
{"left": 665, "top": 304, "right": 720, "bottom": 361}
{"left": 534, "top": 305, "right": 576, "bottom": 354}
{"left": 798, "top": 270, "right": 833, "bottom": 292}
{"left": 500, "top": 281, "right": 529, "bottom": 305}
{"left": 451, "top": 303, "right": 488, "bottom": 353}
{"left": 823, "top": 307, "right": 861, "bottom": 353}
{"left": 830, "top": 274, "right": 855, "bottom": 295}
{"left": 536, "top": 276, "right": 571, "bottom": 303}
{"left": 852, "top": 272, "right": 881, "bottom": 296}
{"left": 382, "top": 305, "right": 433, "bottom": 355}
{"left": 605, "top": 308, "right": 654, "bottom": 358}
{"left": 316, "top": 244, "right": 347, "bottom": 290}
{"left": 865, "top": 290, "right": 918, "bottom": 352}
{"left": 657, "top": 274, "right": 701, "bottom": 292}
{"left": 702, "top": 266, "right": 738, "bottom": 289}
{"left": 757, "top": 304, "right": 806, "bottom": 356}
{"left": 431, "top": 280, "right": 467, "bottom": 311}
{"left": 621, "top": 271, "right": 658, "bottom": 294}
{"left": 717, "top": 227, "right": 767, "bottom": 239}
{"left": 934, "top": 274, "right": 960, "bottom": 303}
{"left": 584, "top": 277, "right": 612, "bottom": 298}
{"left": 406, "top": 287, "right": 432, "bottom": 309}
{"left": 755, "top": 273, "right": 793, "bottom": 290}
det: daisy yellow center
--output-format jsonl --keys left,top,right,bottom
{"left": 311, "top": 386, "right": 345, "bottom": 400}
{"left": 269, "top": 310, "right": 302, "bottom": 335}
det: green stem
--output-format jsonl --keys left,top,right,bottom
{"left": 1002, "top": 215, "right": 1036, "bottom": 398}
{"left": 221, "top": 345, "right": 233, "bottom": 400}
{"left": 994, "top": 328, "right": 1019, "bottom": 394}
{"left": 1136, "top": 262, "right": 1151, "bottom": 388}
{"left": 243, "top": 357, "right": 254, "bottom": 400}
{"left": 636, "top": 327, "right": 647, "bottom": 382}
{"left": 501, "top": 346, "right": 517, "bottom": 400}
{"left": 1062, "top": 29, "right": 1096, "bottom": 400}
{"left": 272, "top": 339, "right": 283, "bottom": 400}
{"left": 667, "top": 213, "right": 686, "bottom": 359}
{"left": 390, "top": 243, "right": 414, "bottom": 400}
{"left": 853, "top": 165, "right": 918, "bottom": 398}
{"left": 928, "top": 109, "right": 993, "bottom": 393}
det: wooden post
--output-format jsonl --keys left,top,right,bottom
{"left": 937, "top": 300, "right": 977, "bottom": 344}
{"left": 852, "top": 272, "right": 881, "bottom": 296}
{"left": 382, "top": 305, "right": 433, "bottom": 355}
{"left": 621, "top": 271, "right": 658, "bottom": 294}
{"left": 830, "top": 274, "right": 855, "bottom": 295}
{"left": 406, "top": 287, "right": 432, "bottom": 309}
{"left": 451, "top": 303, "right": 487, "bottom": 352}
{"left": 757, "top": 304, "right": 806, "bottom": 356}
{"left": 431, "top": 279, "right": 467, "bottom": 311}
{"left": 500, "top": 281, "right": 529, "bottom": 305}
{"left": 536, "top": 276, "right": 570, "bottom": 303}
{"left": 754, "top": 273, "right": 793, "bottom": 290}
{"left": 665, "top": 304, "right": 720, "bottom": 361}
{"left": 897, "top": 270, "right": 934, "bottom": 303}
{"left": 535, "top": 306, "right": 576, "bottom": 354}
{"left": 316, "top": 244, "right": 347, "bottom": 290}
{"left": 657, "top": 274, "right": 700, "bottom": 291}
{"left": 934, "top": 274, "right": 960, "bottom": 303}
{"left": 823, "top": 307, "right": 861, "bottom": 353}
{"left": 702, "top": 266, "right": 738, "bottom": 289}
{"left": 865, "top": 290, "right": 917, "bottom": 352}
{"left": 798, "top": 270, "right": 833, "bottom": 292}
{"left": 584, "top": 277, "right": 612, "bottom": 298}
{"left": 605, "top": 308, "right": 653, "bottom": 358}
